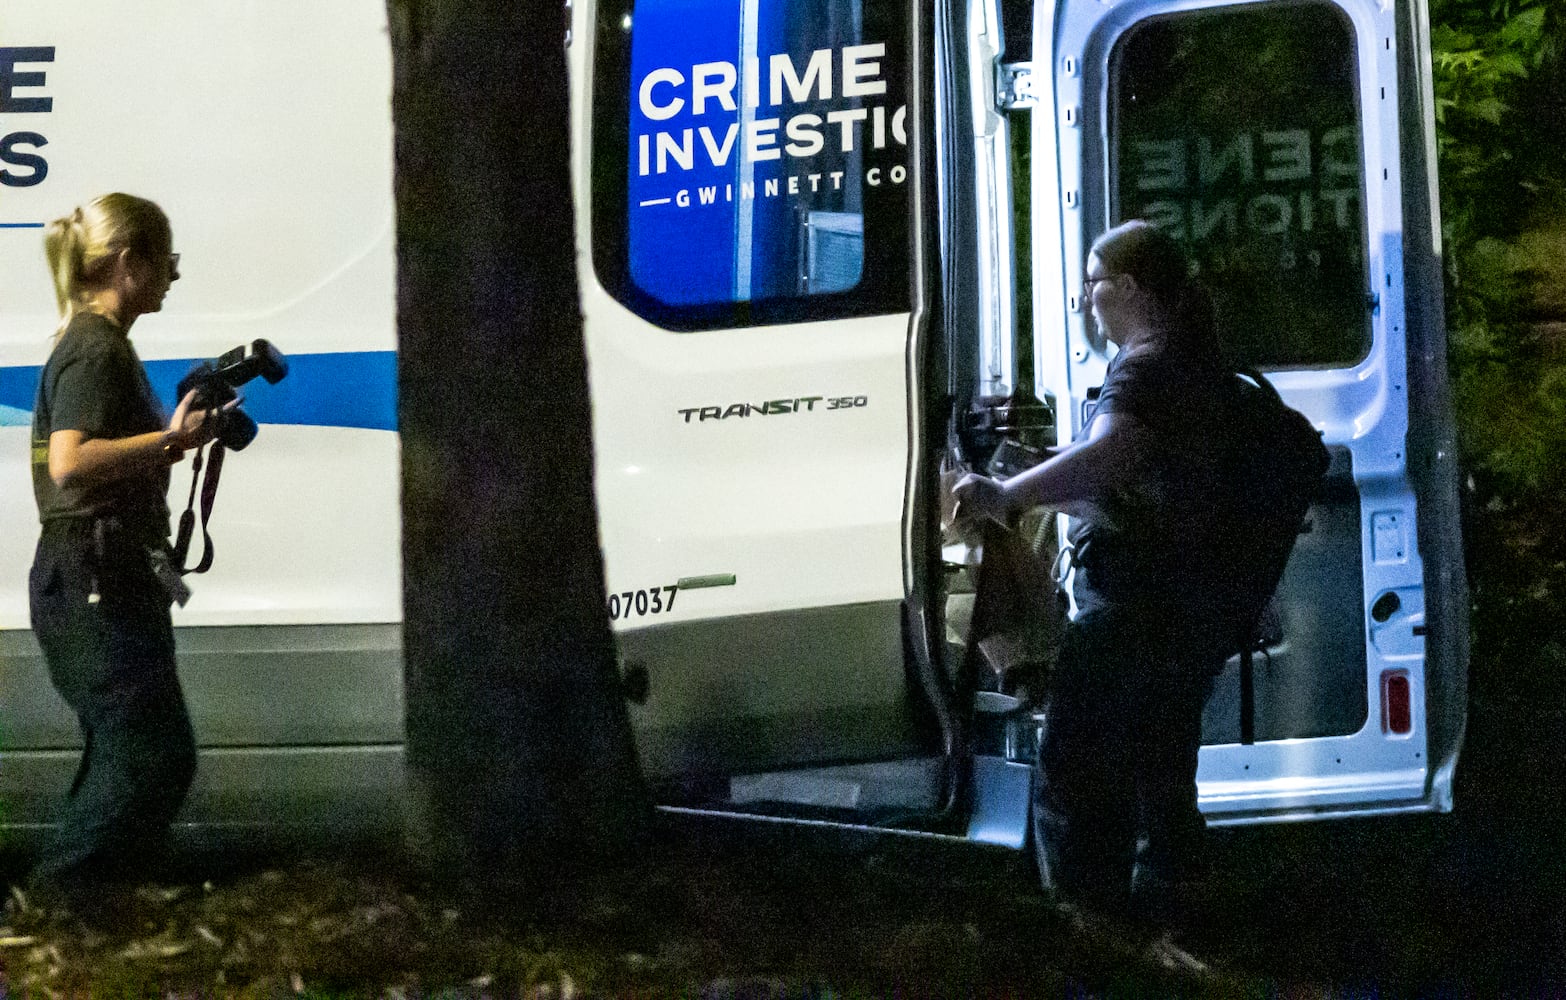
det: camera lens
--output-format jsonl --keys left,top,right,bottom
{"left": 218, "top": 409, "right": 260, "bottom": 451}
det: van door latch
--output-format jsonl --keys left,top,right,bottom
{"left": 996, "top": 62, "right": 1037, "bottom": 111}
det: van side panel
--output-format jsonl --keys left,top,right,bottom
{"left": 0, "top": 2, "right": 404, "bottom": 829}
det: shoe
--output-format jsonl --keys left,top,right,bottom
{"left": 17, "top": 876, "right": 79, "bottom": 921}
{"left": 21, "top": 874, "right": 142, "bottom": 934}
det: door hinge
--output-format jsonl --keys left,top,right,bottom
{"left": 996, "top": 61, "right": 1037, "bottom": 111}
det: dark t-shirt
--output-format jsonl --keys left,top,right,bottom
{"left": 31, "top": 311, "right": 172, "bottom": 542}
{"left": 1068, "top": 347, "right": 1231, "bottom": 647}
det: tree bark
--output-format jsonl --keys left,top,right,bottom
{"left": 389, "top": 0, "right": 649, "bottom": 881}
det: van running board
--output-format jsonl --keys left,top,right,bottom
{"left": 727, "top": 757, "right": 944, "bottom": 813}
{"left": 663, "top": 753, "right": 1033, "bottom": 849}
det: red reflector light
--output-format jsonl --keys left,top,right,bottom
{"left": 1381, "top": 671, "right": 1412, "bottom": 735}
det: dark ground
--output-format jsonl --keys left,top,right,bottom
{"left": 0, "top": 684, "right": 1561, "bottom": 998}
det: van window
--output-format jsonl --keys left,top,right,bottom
{"left": 1109, "top": 2, "right": 1370, "bottom": 369}
{"left": 592, "top": 0, "right": 911, "bottom": 330}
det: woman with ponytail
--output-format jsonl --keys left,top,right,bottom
{"left": 953, "top": 220, "right": 1232, "bottom": 951}
{"left": 27, "top": 193, "right": 216, "bottom": 915}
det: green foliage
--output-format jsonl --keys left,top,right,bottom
{"left": 1430, "top": 0, "right": 1566, "bottom": 675}
{"left": 1431, "top": 0, "right": 1560, "bottom": 309}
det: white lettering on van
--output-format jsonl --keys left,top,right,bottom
{"left": 1129, "top": 125, "right": 1360, "bottom": 241}
{"left": 785, "top": 114, "right": 825, "bottom": 157}
{"left": 770, "top": 49, "right": 832, "bottom": 105}
{"left": 632, "top": 43, "right": 905, "bottom": 178}
{"left": 700, "top": 123, "right": 739, "bottom": 167}
{"left": 825, "top": 109, "right": 868, "bottom": 152}
{"left": 691, "top": 61, "right": 738, "bottom": 115}
{"left": 841, "top": 44, "right": 887, "bottom": 98}
{"left": 747, "top": 119, "right": 782, "bottom": 162}
{"left": 639, "top": 67, "right": 686, "bottom": 121}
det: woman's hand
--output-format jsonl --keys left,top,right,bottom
{"left": 166, "top": 389, "right": 234, "bottom": 450}
{"left": 952, "top": 472, "right": 1013, "bottom": 527}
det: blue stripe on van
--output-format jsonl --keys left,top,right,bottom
{"left": 0, "top": 350, "right": 398, "bottom": 431}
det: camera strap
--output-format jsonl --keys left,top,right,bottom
{"left": 173, "top": 439, "right": 227, "bottom": 574}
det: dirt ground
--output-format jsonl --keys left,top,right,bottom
{"left": 1, "top": 678, "right": 1561, "bottom": 998}
{"left": 0, "top": 784, "right": 1561, "bottom": 999}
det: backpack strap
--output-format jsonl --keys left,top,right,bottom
{"left": 1230, "top": 366, "right": 1287, "bottom": 748}
{"left": 1236, "top": 364, "right": 1288, "bottom": 405}
{"left": 1240, "top": 644, "right": 1255, "bottom": 745}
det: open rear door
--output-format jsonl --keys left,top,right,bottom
{"left": 1030, "top": 0, "right": 1467, "bottom": 822}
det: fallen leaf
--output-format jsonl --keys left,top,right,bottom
{"left": 119, "top": 938, "right": 193, "bottom": 961}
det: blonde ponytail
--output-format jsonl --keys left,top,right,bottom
{"left": 44, "top": 208, "right": 88, "bottom": 327}
{"left": 42, "top": 193, "right": 171, "bottom": 336}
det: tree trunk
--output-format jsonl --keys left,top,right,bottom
{"left": 389, "top": 0, "right": 650, "bottom": 881}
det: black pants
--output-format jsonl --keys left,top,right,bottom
{"left": 1033, "top": 614, "right": 1216, "bottom": 927}
{"left": 28, "top": 521, "right": 196, "bottom": 889}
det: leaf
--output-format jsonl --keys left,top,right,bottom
{"left": 1499, "top": 5, "right": 1547, "bottom": 47}
{"left": 1491, "top": 51, "right": 1529, "bottom": 77}
{"left": 1430, "top": 23, "right": 1476, "bottom": 51}
{"left": 1435, "top": 48, "right": 1487, "bottom": 72}
{"left": 1467, "top": 96, "right": 1510, "bottom": 123}
{"left": 118, "top": 937, "right": 192, "bottom": 961}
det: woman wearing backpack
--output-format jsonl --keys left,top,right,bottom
{"left": 954, "top": 219, "right": 1232, "bottom": 949}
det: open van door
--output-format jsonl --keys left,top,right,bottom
{"left": 1028, "top": 0, "right": 1468, "bottom": 822}
{"left": 575, "top": 0, "right": 960, "bottom": 815}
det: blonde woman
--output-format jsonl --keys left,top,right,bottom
{"left": 26, "top": 193, "right": 215, "bottom": 914}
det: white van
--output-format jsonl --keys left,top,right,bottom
{"left": 0, "top": 0, "right": 1466, "bottom": 849}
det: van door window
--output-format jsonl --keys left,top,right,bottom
{"left": 592, "top": 0, "right": 910, "bottom": 330}
{"left": 1109, "top": 2, "right": 1369, "bottom": 370}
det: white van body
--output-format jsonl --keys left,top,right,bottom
{"left": 0, "top": 0, "right": 1466, "bottom": 844}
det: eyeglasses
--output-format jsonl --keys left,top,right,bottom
{"left": 167, "top": 253, "right": 181, "bottom": 272}
{"left": 1083, "top": 272, "right": 1119, "bottom": 292}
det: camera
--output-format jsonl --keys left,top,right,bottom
{"left": 176, "top": 339, "right": 289, "bottom": 451}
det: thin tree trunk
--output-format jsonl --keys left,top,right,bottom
{"left": 389, "top": 0, "right": 649, "bottom": 881}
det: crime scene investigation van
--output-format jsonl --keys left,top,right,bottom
{"left": 0, "top": 0, "right": 1466, "bottom": 855}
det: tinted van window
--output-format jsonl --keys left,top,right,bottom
{"left": 1110, "top": 2, "right": 1370, "bottom": 369}
{"left": 593, "top": 0, "right": 911, "bottom": 330}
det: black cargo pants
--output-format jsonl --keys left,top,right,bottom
{"left": 1033, "top": 613, "right": 1217, "bottom": 928}
{"left": 28, "top": 519, "right": 196, "bottom": 890}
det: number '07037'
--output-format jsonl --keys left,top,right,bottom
{"left": 607, "top": 585, "right": 678, "bottom": 621}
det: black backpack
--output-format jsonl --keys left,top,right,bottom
{"left": 1209, "top": 368, "right": 1331, "bottom": 742}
